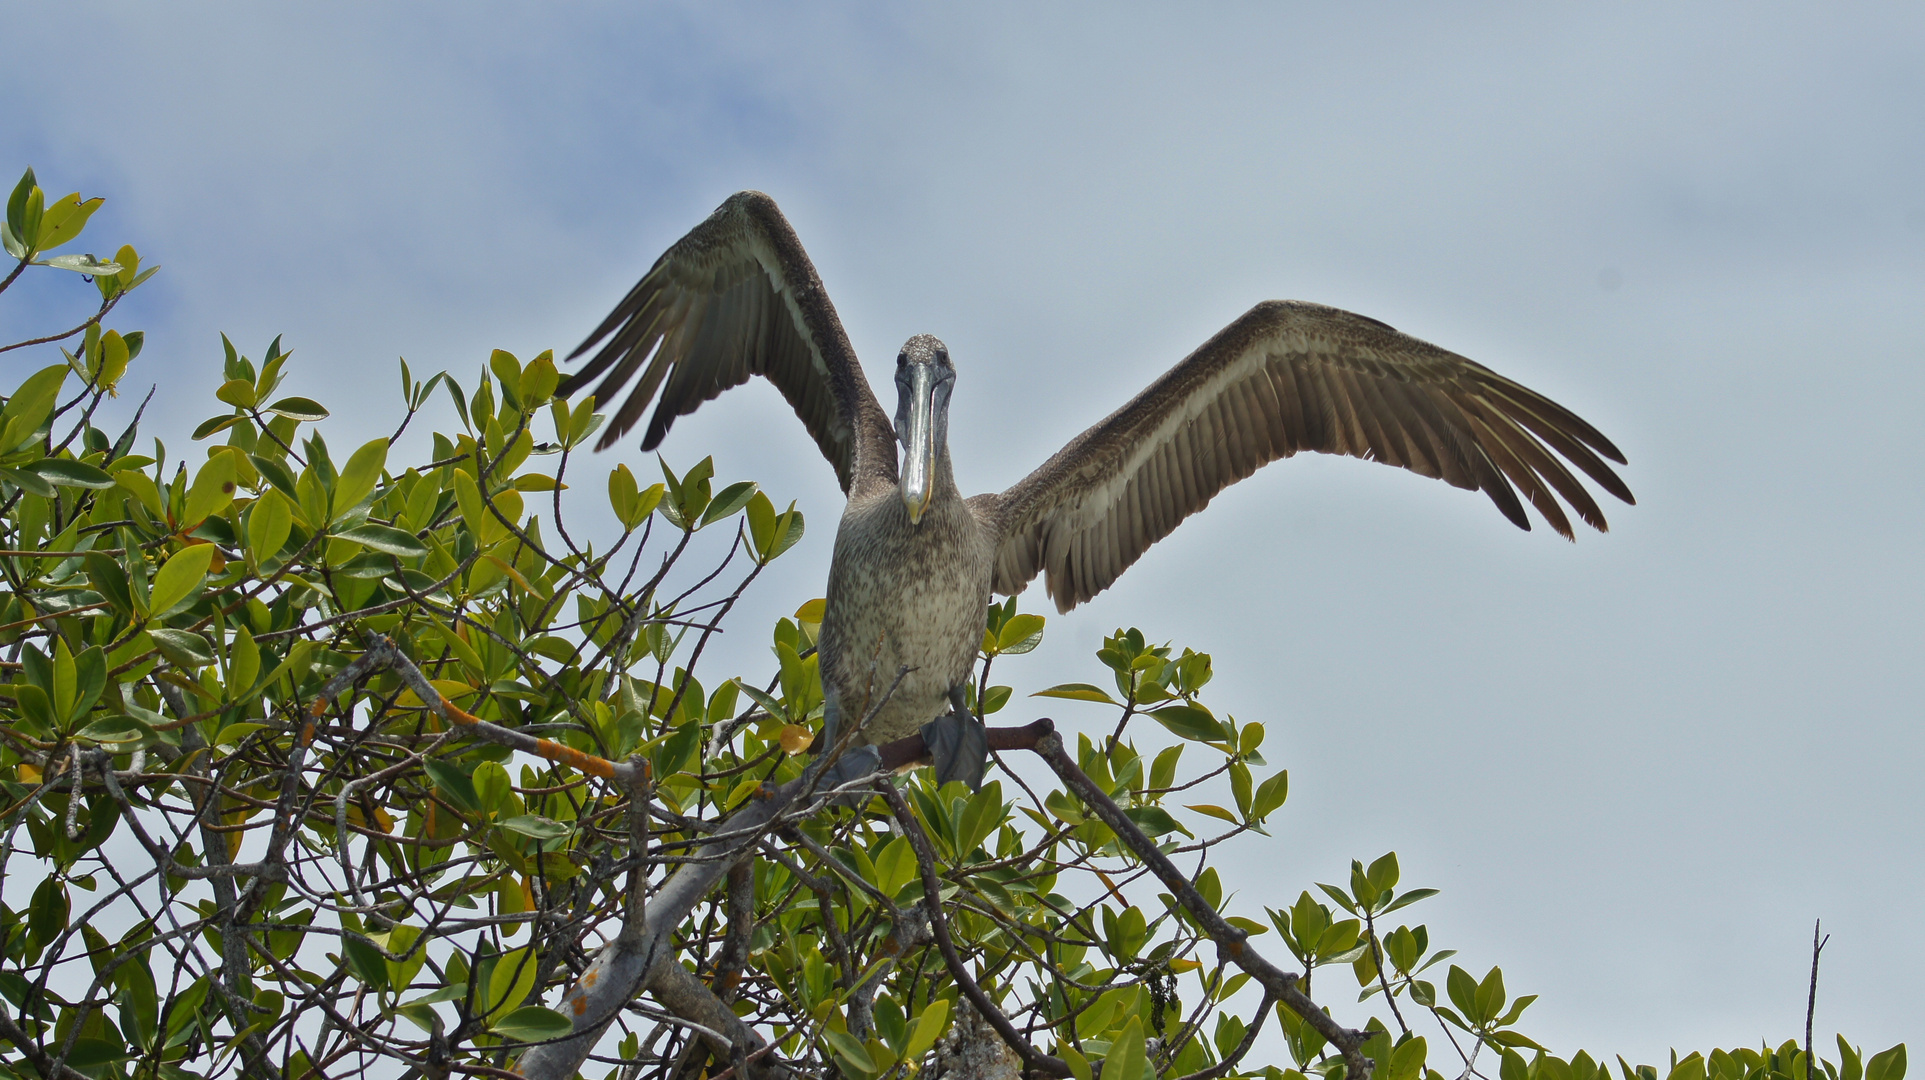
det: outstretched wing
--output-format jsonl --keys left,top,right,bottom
{"left": 981, "top": 300, "right": 1634, "bottom": 612}
{"left": 559, "top": 191, "right": 897, "bottom": 494}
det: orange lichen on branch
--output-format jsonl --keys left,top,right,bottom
{"left": 432, "top": 691, "right": 619, "bottom": 779}
{"left": 533, "top": 739, "right": 618, "bottom": 779}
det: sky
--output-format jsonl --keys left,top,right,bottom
{"left": 3, "top": 1, "right": 1921, "bottom": 1065}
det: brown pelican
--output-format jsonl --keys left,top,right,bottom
{"left": 560, "top": 192, "right": 1634, "bottom": 789}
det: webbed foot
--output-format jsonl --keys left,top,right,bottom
{"left": 812, "top": 690, "right": 885, "bottom": 805}
{"left": 920, "top": 687, "right": 988, "bottom": 790}
{"left": 816, "top": 744, "right": 885, "bottom": 796}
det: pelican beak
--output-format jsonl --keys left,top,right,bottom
{"left": 900, "top": 364, "right": 939, "bottom": 524}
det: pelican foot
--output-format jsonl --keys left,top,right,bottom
{"left": 920, "top": 709, "right": 988, "bottom": 790}
{"left": 815, "top": 745, "right": 886, "bottom": 804}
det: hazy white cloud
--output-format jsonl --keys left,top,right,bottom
{"left": 3, "top": 1, "right": 1920, "bottom": 1059}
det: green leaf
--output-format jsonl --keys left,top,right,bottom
{"left": 148, "top": 544, "right": 216, "bottom": 617}
{"left": 872, "top": 837, "right": 917, "bottom": 899}
{"left": 822, "top": 1027, "right": 875, "bottom": 1074}
{"left": 1184, "top": 803, "right": 1240, "bottom": 825}
{"left": 1032, "top": 683, "right": 1118, "bottom": 705}
{"left": 699, "top": 480, "right": 757, "bottom": 528}
{"left": 980, "top": 684, "right": 1011, "bottom": 714}
{"left": 76, "top": 714, "right": 155, "bottom": 746}
{"left": 1123, "top": 804, "right": 1190, "bottom": 838}
{"left": 489, "top": 350, "right": 522, "bottom": 400}
{"left": 248, "top": 489, "right": 295, "bottom": 564}
{"left": 1106, "top": 1016, "right": 1146, "bottom": 1080}
{"left": 112, "top": 950, "right": 160, "bottom": 1050}
{"left": 394, "top": 1003, "right": 441, "bottom": 1035}
{"left": 215, "top": 379, "right": 257, "bottom": 409}
{"left": 453, "top": 470, "right": 486, "bottom": 537}
{"left": 491, "top": 1005, "right": 572, "bottom": 1042}
{"left": 426, "top": 622, "right": 486, "bottom": 681}
{"left": 743, "top": 492, "right": 805, "bottom": 562}
{"left": 518, "top": 352, "right": 560, "bottom": 405}
{"left": 994, "top": 612, "right": 1046, "bottom": 654}
{"left": 0, "top": 364, "right": 69, "bottom": 453}
{"left": 250, "top": 454, "right": 300, "bottom": 499}
{"left": 264, "top": 396, "right": 329, "bottom": 421}
{"left": 485, "top": 946, "right": 538, "bottom": 1019}
{"left": 40, "top": 252, "right": 119, "bottom": 274}
{"left": 1229, "top": 760, "right": 1253, "bottom": 818}
{"left": 84, "top": 552, "right": 133, "bottom": 616}
{"left": 6, "top": 169, "right": 38, "bottom": 248}
{"left": 191, "top": 415, "right": 242, "bottom": 441}
{"left": 955, "top": 782, "right": 1005, "bottom": 856}
{"left": 0, "top": 465, "right": 53, "bottom": 497}
{"left": 229, "top": 626, "right": 260, "bottom": 697}
{"left": 744, "top": 489, "right": 774, "bottom": 548}
{"left": 380, "top": 926, "right": 433, "bottom": 991}
{"left": 336, "top": 523, "right": 427, "bottom": 558}
{"left": 182, "top": 453, "right": 239, "bottom": 528}
{"left": 471, "top": 760, "right": 512, "bottom": 815}
{"left": 422, "top": 759, "right": 482, "bottom": 815}
{"left": 497, "top": 815, "right": 570, "bottom": 841}
{"left": 213, "top": 723, "right": 268, "bottom": 748}
{"left": 732, "top": 678, "right": 784, "bottom": 721}
{"left": 1446, "top": 965, "right": 1479, "bottom": 1024}
{"left": 493, "top": 428, "right": 535, "bottom": 479}
{"left": 333, "top": 437, "right": 389, "bottom": 518}
{"left": 1867, "top": 1046, "right": 1906, "bottom": 1080}
{"left": 1382, "top": 887, "right": 1439, "bottom": 914}
{"left": 1252, "top": 769, "right": 1289, "bottom": 820}
{"left": 1666, "top": 1053, "right": 1705, "bottom": 1080}
{"left": 1150, "top": 704, "right": 1227, "bottom": 743}
{"left": 342, "top": 935, "right": 390, "bottom": 990}
{"left": 1474, "top": 965, "right": 1506, "bottom": 1026}
{"left": 33, "top": 193, "right": 102, "bottom": 252}
{"left": 148, "top": 628, "right": 216, "bottom": 669}
{"left": 22, "top": 458, "right": 114, "bottom": 489}
{"left": 902, "top": 998, "right": 950, "bottom": 1059}
{"left": 1486, "top": 1029, "right": 1544, "bottom": 1051}
{"left": 566, "top": 394, "right": 601, "bottom": 445}
{"left": 65, "top": 1040, "right": 130, "bottom": 1069}
{"left": 608, "top": 463, "right": 638, "bottom": 525}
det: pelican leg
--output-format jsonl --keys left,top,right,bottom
{"left": 815, "top": 689, "right": 883, "bottom": 798}
{"left": 920, "top": 685, "right": 988, "bottom": 790}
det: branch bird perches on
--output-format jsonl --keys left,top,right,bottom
{"left": 560, "top": 191, "right": 1635, "bottom": 790}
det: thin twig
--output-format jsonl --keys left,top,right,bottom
{"left": 1806, "top": 919, "right": 1829, "bottom": 1079}
{"left": 0, "top": 291, "right": 122, "bottom": 354}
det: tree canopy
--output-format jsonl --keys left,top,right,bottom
{"left": 0, "top": 167, "right": 1905, "bottom": 1080}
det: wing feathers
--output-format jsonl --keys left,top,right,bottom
{"left": 560, "top": 192, "right": 895, "bottom": 493}
{"left": 990, "top": 300, "right": 1632, "bottom": 611}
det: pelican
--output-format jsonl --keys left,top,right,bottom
{"left": 559, "top": 192, "right": 1633, "bottom": 790}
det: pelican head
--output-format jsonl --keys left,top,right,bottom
{"left": 894, "top": 334, "right": 955, "bottom": 524}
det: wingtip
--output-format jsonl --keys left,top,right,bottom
{"left": 642, "top": 411, "right": 674, "bottom": 452}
